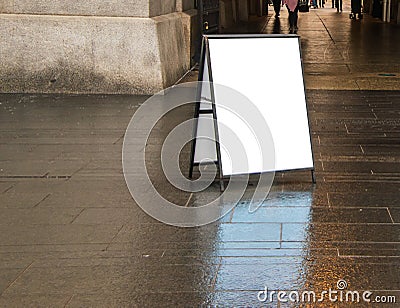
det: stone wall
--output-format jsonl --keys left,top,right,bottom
{"left": 0, "top": 0, "right": 178, "bottom": 17}
{"left": 0, "top": 0, "right": 196, "bottom": 94}
{"left": 180, "top": 9, "right": 199, "bottom": 67}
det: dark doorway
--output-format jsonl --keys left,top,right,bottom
{"left": 198, "top": 0, "right": 220, "bottom": 35}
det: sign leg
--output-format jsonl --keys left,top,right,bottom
{"left": 311, "top": 170, "right": 316, "bottom": 184}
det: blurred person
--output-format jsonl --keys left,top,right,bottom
{"left": 283, "top": 0, "right": 299, "bottom": 33}
{"left": 272, "top": 15, "right": 282, "bottom": 33}
{"left": 273, "top": 0, "right": 282, "bottom": 17}
{"left": 335, "top": 0, "right": 343, "bottom": 11}
{"left": 311, "top": 0, "right": 318, "bottom": 8}
{"left": 350, "top": 0, "right": 363, "bottom": 18}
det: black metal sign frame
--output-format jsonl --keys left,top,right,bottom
{"left": 189, "top": 36, "right": 225, "bottom": 191}
{"left": 189, "top": 35, "right": 316, "bottom": 191}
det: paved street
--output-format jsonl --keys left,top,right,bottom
{"left": 0, "top": 6, "right": 399, "bottom": 307}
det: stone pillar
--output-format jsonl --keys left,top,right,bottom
{"left": 232, "top": 0, "right": 238, "bottom": 23}
{"left": 179, "top": 0, "right": 199, "bottom": 67}
{"left": 397, "top": 0, "right": 400, "bottom": 24}
{"left": 0, "top": 0, "right": 194, "bottom": 94}
{"left": 238, "top": 0, "right": 250, "bottom": 21}
{"left": 257, "top": 0, "right": 267, "bottom": 16}
{"left": 220, "top": 0, "right": 235, "bottom": 29}
{"left": 250, "top": 0, "right": 257, "bottom": 14}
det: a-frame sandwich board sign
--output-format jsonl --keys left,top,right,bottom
{"left": 189, "top": 36, "right": 225, "bottom": 191}
{"left": 189, "top": 35, "right": 316, "bottom": 191}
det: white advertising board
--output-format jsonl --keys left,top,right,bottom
{"left": 194, "top": 35, "right": 314, "bottom": 176}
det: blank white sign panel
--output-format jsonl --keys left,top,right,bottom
{"left": 194, "top": 54, "right": 217, "bottom": 164}
{"left": 200, "top": 36, "right": 314, "bottom": 175}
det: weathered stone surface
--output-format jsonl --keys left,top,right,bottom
{"left": 154, "top": 13, "right": 190, "bottom": 90}
{"left": 0, "top": 12, "right": 189, "bottom": 94}
{"left": 180, "top": 9, "right": 199, "bottom": 67}
{"left": 1, "top": 11, "right": 400, "bottom": 307}
{"left": 0, "top": 0, "right": 177, "bottom": 18}
{"left": 149, "top": 0, "right": 177, "bottom": 17}
{"left": 180, "top": 0, "right": 196, "bottom": 11}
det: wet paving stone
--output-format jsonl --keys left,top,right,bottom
{"left": 310, "top": 207, "right": 393, "bottom": 223}
{"left": 230, "top": 206, "right": 312, "bottom": 223}
{"left": 0, "top": 254, "right": 34, "bottom": 270}
{"left": 338, "top": 247, "right": 400, "bottom": 257}
{"left": 328, "top": 192, "right": 400, "bottom": 207}
{"left": 1, "top": 10, "right": 400, "bottom": 307}
{"left": 307, "top": 223, "right": 400, "bottom": 243}
{"left": 0, "top": 208, "right": 83, "bottom": 225}
{"left": 0, "top": 192, "right": 52, "bottom": 209}
{"left": 0, "top": 295, "right": 71, "bottom": 307}
{"left": 1, "top": 264, "right": 218, "bottom": 296}
{"left": 65, "top": 292, "right": 210, "bottom": 307}
{"left": 0, "top": 225, "right": 121, "bottom": 246}
{"left": 0, "top": 269, "right": 23, "bottom": 294}
{"left": 214, "top": 263, "right": 305, "bottom": 291}
{"left": 388, "top": 208, "right": 400, "bottom": 223}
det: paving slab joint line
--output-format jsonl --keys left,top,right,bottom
{"left": 228, "top": 206, "right": 235, "bottom": 223}
{"left": 1, "top": 261, "right": 34, "bottom": 296}
{"left": 184, "top": 193, "right": 193, "bottom": 207}
{"left": 210, "top": 258, "right": 222, "bottom": 292}
{"left": 104, "top": 224, "right": 125, "bottom": 251}
{"left": 63, "top": 294, "right": 75, "bottom": 308}
{"left": 69, "top": 208, "right": 86, "bottom": 224}
{"left": 69, "top": 159, "right": 93, "bottom": 177}
{"left": 32, "top": 193, "right": 51, "bottom": 208}
{"left": 386, "top": 208, "right": 395, "bottom": 224}
{"left": 260, "top": 15, "right": 273, "bottom": 33}
{"left": 315, "top": 11, "right": 335, "bottom": 43}
{"left": 112, "top": 134, "right": 125, "bottom": 145}
{"left": 1, "top": 185, "right": 14, "bottom": 194}
{"left": 326, "top": 192, "right": 331, "bottom": 206}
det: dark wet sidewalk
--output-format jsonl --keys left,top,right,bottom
{"left": 1, "top": 7, "right": 400, "bottom": 307}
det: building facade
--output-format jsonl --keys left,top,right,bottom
{"left": 0, "top": 0, "right": 200, "bottom": 94}
{"left": 0, "top": 0, "right": 271, "bottom": 95}
{"left": 1, "top": 0, "right": 396, "bottom": 95}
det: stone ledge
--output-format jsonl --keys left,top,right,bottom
{"left": 0, "top": 12, "right": 189, "bottom": 95}
{"left": 179, "top": 9, "right": 199, "bottom": 67}
{"left": 0, "top": 0, "right": 177, "bottom": 18}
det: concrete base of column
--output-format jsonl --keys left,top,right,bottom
{"left": 397, "top": 2, "right": 400, "bottom": 24}
{"left": 0, "top": 12, "right": 190, "bottom": 95}
{"left": 180, "top": 9, "right": 199, "bottom": 67}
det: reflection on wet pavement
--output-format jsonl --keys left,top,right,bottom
{"left": 1, "top": 7, "right": 400, "bottom": 308}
